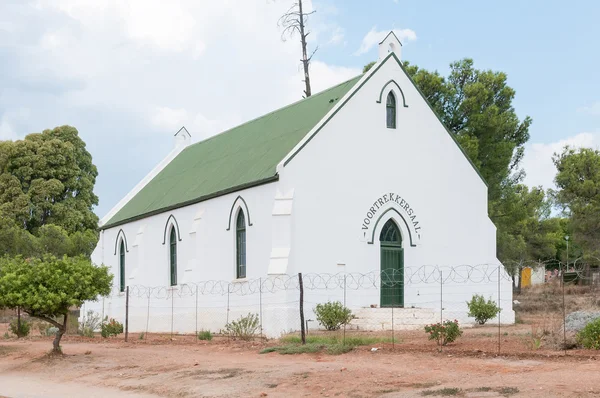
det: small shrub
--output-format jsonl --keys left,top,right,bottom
{"left": 197, "top": 330, "right": 213, "bottom": 341}
{"left": 78, "top": 310, "right": 101, "bottom": 338}
{"left": 576, "top": 318, "right": 600, "bottom": 349}
{"left": 46, "top": 327, "right": 59, "bottom": 336}
{"left": 139, "top": 332, "right": 145, "bottom": 340}
{"left": 101, "top": 318, "right": 124, "bottom": 338}
{"left": 314, "top": 301, "right": 354, "bottom": 331}
{"left": 224, "top": 313, "right": 259, "bottom": 340}
{"left": 424, "top": 320, "right": 462, "bottom": 346}
{"left": 9, "top": 319, "right": 30, "bottom": 338}
{"left": 467, "top": 294, "right": 501, "bottom": 325}
{"left": 3, "top": 332, "right": 9, "bottom": 339}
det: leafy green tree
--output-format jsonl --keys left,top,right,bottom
{"left": 553, "top": 147, "right": 600, "bottom": 259}
{"left": 0, "top": 255, "right": 112, "bottom": 353}
{"left": 494, "top": 184, "right": 563, "bottom": 289}
{"left": 401, "top": 59, "right": 532, "bottom": 201}
{"left": 363, "top": 61, "right": 376, "bottom": 73}
{"left": 0, "top": 125, "right": 99, "bottom": 235}
{"left": 0, "top": 125, "right": 99, "bottom": 258}
{"left": 38, "top": 225, "right": 71, "bottom": 257}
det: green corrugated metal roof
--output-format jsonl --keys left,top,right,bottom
{"left": 103, "top": 75, "right": 363, "bottom": 228}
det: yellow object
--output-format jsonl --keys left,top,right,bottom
{"left": 521, "top": 267, "right": 532, "bottom": 287}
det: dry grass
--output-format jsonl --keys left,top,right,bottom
{"left": 515, "top": 282, "right": 600, "bottom": 350}
{"left": 516, "top": 282, "right": 600, "bottom": 318}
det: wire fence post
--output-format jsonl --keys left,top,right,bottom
{"left": 259, "top": 277, "right": 263, "bottom": 339}
{"left": 343, "top": 274, "right": 347, "bottom": 347}
{"left": 299, "top": 273, "right": 306, "bottom": 345}
{"left": 170, "top": 289, "right": 174, "bottom": 339}
{"left": 439, "top": 270, "right": 443, "bottom": 353}
{"left": 562, "top": 263, "right": 567, "bottom": 355}
{"left": 498, "top": 265, "right": 501, "bottom": 355}
{"left": 391, "top": 302, "right": 395, "bottom": 350}
{"left": 125, "top": 286, "right": 129, "bottom": 342}
{"left": 102, "top": 296, "right": 105, "bottom": 323}
{"left": 226, "top": 283, "right": 231, "bottom": 341}
{"left": 195, "top": 284, "right": 199, "bottom": 340}
{"left": 145, "top": 294, "right": 150, "bottom": 340}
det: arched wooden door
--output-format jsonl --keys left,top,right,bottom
{"left": 380, "top": 219, "right": 404, "bottom": 307}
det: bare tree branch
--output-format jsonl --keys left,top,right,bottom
{"left": 277, "top": 0, "right": 316, "bottom": 97}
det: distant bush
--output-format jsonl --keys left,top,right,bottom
{"left": 224, "top": 313, "right": 259, "bottom": 340}
{"left": 101, "top": 318, "right": 123, "bottom": 338}
{"left": 197, "top": 330, "right": 213, "bottom": 341}
{"left": 46, "top": 327, "right": 59, "bottom": 336}
{"left": 577, "top": 318, "right": 600, "bottom": 349}
{"left": 9, "top": 319, "right": 30, "bottom": 337}
{"left": 314, "top": 301, "right": 354, "bottom": 331}
{"left": 78, "top": 310, "right": 102, "bottom": 338}
{"left": 424, "top": 320, "right": 462, "bottom": 346}
{"left": 467, "top": 294, "right": 501, "bottom": 325}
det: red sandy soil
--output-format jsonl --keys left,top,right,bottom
{"left": 1, "top": 324, "right": 600, "bottom": 398}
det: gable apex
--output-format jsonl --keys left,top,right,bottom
{"left": 280, "top": 52, "right": 488, "bottom": 188}
{"left": 378, "top": 31, "right": 403, "bottom": 46}
{"left": 174, "top": 126, "right": 191, "bottom": 138}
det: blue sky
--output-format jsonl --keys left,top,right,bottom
{"left": 1, "top": 0, "right": 599, "bottom": 218}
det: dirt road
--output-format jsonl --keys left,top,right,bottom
{"left": 1, "top": 339, "right": 599, "bottom": 397}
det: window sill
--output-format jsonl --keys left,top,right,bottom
{"left": 231, "top": 278, "right": 248, "bottom": 283}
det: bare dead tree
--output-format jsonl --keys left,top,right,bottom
{"left": 278, "top": 0, "right": 317, "bottom": 97}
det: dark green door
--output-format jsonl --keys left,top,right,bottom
{"left": 380, "top": 220, "right": 404, "bottom": 307}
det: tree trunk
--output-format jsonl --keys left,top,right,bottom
{"left": 298, "top": 0, "right": 311, "bottom": 97}
{"left": 52, "top": 313, "right": 68, "bottom": 354}
{"left": 17, "top": 307, "right": 21, "bottom": 337}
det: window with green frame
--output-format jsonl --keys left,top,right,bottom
{"left": 119, "top": 240, "right": 125, "bottom": 292}
{"left": 386, "top": 91, "right": 396, "bottom": 129}
{"left": 169, "top": 226, "right": 177, "bottom": 286}
{"left": 236, "top": 210, "right": 246, "bottom": 279}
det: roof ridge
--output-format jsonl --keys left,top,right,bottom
{"left": 185, "top": 75, "right": 363, "bottom": 150}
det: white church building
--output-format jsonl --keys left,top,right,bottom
{"left": 88, "top": 33, "right": 514, "bottom": 337}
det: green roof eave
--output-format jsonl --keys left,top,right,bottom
{"left": 101, "top": 175, "right": 279, "bottom": 230}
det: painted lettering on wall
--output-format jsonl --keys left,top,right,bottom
{"left": 362, "top": 192, "right": 421, "bottom": 234}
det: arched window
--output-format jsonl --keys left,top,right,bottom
{"left": 236, "top": 210, "right": 246, "bottom": 279}
{"left": 380, "top": 219, "right": 401, "bottom": 244}
{"left": 119, "top": 240, "right": 125, "bottom": 292}
{"left": 386, "top": 91, "right": 396, "bottom": 129}
{"left": 169, "top": 226, "right": 177, "bottom": 286}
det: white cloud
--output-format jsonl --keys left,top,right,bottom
{"left": 578, "top": 102, "right": 600, "bottom": 116}
{"left": 522, "top": 132, "right": 600, "bottom": 190}
{"left": 327, "top": 27, "right": 345, "bottom": 45}
{"left": 354, "top": 27, "right": 417, "bottom": 56}
{"left": 151, "top": 107, "right": 189, "bottom": 132}
{"left": 0, "top": 107, "right": 31, "bottom": 140}
{"left": 0, "top": 0, "right": 358, "bottom": 216}
{"left": 0, "top": 119, "right": 17, "bottom": 141}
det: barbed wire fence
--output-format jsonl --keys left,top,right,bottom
{"left": 76, "top": 260, "right": 599, "bottom": 354}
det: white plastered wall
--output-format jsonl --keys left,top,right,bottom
{"left": 277, "top": 54, "right": 514, "bottom": 324}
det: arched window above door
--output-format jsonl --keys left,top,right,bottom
{"left": 386, "top": 91, "right": 397, "bottom": 129}
{"left": 380, "top": 219, "right": 401, "bottom": 245}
